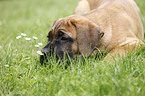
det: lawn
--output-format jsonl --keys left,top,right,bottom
{"left": 0, "top": 0, "right": 145, "bottom": 95}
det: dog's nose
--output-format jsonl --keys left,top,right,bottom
{"left": 41, "top": 42, "right": 50, "bottom": 53}
{"left": 41, "top": 47, "right": 49, "bottom": 53}
{"left": 39, "top": 41, "right": 56, "bottom": 64}
{"left": 40, "top": 45, "right": 51, "bottom": 63}
{"left": 39, "top": 42, "right": 50, "bottom": 64}
{"left": 39, "top": 51, "right": 49, "bottom": 65}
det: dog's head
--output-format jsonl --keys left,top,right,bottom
{"left": 40, "top": 15, "right": 104, "bottom": 64}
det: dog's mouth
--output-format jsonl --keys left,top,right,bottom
{"left": 39, "top": 51, "right": 60, "bottom": 65}
{"left": 39, "top": 51, "right": 74, "bottom": 66}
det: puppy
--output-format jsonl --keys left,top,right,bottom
{"left": 40, "top": 0, "right": 144, "bottom": 64}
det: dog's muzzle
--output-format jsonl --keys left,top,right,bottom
{"left": 39, "top": 50, "right": 49, "bottom": 64}
{"left": 39, "top": 42, "right": 52, "bottom": 65}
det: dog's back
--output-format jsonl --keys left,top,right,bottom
{"left": 87, "top": 0, "right": 140, "bottom": 13}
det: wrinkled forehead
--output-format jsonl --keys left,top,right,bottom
{"left": 49, "top": 18, "right": 74, "bottom": 36}
{"left": 49, "top": 18, "right": 66, "bottom": 36}
{"left": 47, "top": 19, "right": 63, "bottom": 37}
{"left": 52, "top": 18, "right": 63, "bottom": 31}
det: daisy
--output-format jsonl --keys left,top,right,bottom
{"left": 37, "top": 51, "right": 44, "bottom": 55}
{"left": 35, "top": 45, "right": 39, "bottom": 47}
{"left": 21, "top": 33, "right": 26, "bottom": 36}
{"left": 33, "top": 36, "right": 38, "bottom": 40}
{"left": 38, "top": 43, "right": 43, "bottom": 46}
{"left": 25, "top": 37, "right": 31, "bottom": 40}
{"left": 16, "top": 35, "right": 22, "bottom": 39}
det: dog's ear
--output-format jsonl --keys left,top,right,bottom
{"left": 69, "top": 16, "right": 104, "bottom": 57}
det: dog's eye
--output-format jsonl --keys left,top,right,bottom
{"left": 61, "top": 37, "right": 68, "bottom": 41}
{"left": 58, "top": 31, "right": 64, "bottom": 37}
{"left": 61, "top": 36, "right": 74, "bottom": 42}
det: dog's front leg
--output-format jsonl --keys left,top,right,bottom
{"left": 103, "top": 44, "right": 139, "bottom": 62}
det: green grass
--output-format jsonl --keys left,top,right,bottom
{"left": 0, "top": 0, "right": 145, "bottom": 95}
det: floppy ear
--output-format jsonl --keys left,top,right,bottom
{"left": 69, "top": 16, "right": 104, "bottom": 57}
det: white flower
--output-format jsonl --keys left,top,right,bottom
{"left": 16, "top": 36, "right": 22, "bottom": 39}
{"left": 21, "top": 33, "right": 26, "bottom": 36}
{"left": 37, "top": 51, "right": 44, "bottom": 55}
{"left": 35, "top": 45, "right": 39, "bottom": 47}
{"left": 33, "top": 36, "right": 38, "bottom": 40}
{"left": 4, "top": 65, "right": 9, "bottom": 67}
{"left": 0, "top": 46, "right": 1, "bottom": 48}
{"left": 25, "top": 37, "right": 31, "bottom": 40}
{"left": 38, "top": 43, "right": 43, "bottom": 46}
